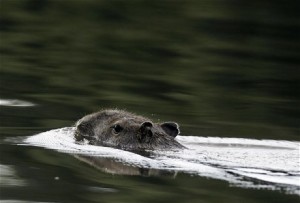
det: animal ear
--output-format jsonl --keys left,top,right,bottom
{"left": 140, "top": 122, "right": 153, "bottom": 135}
{"left": 139, "top": 122, "right": 153, "bottom": 142}
{"left": 141, "top": 121, "right": 153, "bottom": 129}
{"left": 161, "top": 122, "right": 180, "bottom": 137}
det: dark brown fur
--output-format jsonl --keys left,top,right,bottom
{"left": 74, "top": 109, "right": 185, "bottom": 151}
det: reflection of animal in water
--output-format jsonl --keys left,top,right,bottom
{"left": 74, "top": 109, "right": 185, "bottom": 151}
{"left": 24, "top": 126, "right": 300, "bottom": 194}
{"left": 74, "top": 155, "right": 177, "bottom": 177}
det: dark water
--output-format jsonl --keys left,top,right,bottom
{"left": 0, "top": 1, "right": 299, "bottom": 202}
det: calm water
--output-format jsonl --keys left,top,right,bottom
{"left": 1, "top": 1, "right": 299, "bottom": 203}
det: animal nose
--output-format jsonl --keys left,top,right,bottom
{"left": 76, "top": 121, "right": 91, "bottom": 133}
{"left": 75, "top": 118, "right": 83, "bottom": 127}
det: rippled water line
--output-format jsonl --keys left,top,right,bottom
{"left": 0, "top": 99, "right": 35, "bottom": 107}
{"left": 22, "top": 127, "right": 300, "bottom": 195}
{"left": 0, "top": 165, "right": 27, "bottom": 187}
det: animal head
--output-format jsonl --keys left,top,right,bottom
{"left": 74, "top": 109, "right": 183, "bottom": 150}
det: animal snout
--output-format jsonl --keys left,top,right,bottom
{"left": 76, "top": 121, "right": 92, "bottom": 134}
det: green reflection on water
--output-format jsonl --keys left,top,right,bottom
{"left": 0, "top": 1, "right": 300, "bottom": 202}
{"left": 1, "top": 0, "right": 299, "bottom": 140}
{"left": 1, "top": 145, "right": 299, "bottom": 203}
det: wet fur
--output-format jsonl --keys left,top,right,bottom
{"left": 74, "top": 109, "right": 185, "bottom": 151}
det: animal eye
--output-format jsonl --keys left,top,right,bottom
{"left": 112, "top": 124, "right": 123, "bottom": 134}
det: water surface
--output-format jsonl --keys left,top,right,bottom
{"left": 22, "top": 127, "right": 300, "bottom": 194}
{"left": 1, "top": 1, "right": 299, "bottom": 202}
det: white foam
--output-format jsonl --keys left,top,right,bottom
{"left": 23, "top": 127, "right": 300, "bottom": 195}
{"left": 0, "top": 99, "right": 35, "bottom": 107}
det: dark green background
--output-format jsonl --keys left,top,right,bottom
{"left": 0, "top": 0, "right": 299, "bottom": 202}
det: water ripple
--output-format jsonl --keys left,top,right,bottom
{"left": 22, "top": 127, "right": 300, "bottom": 195}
